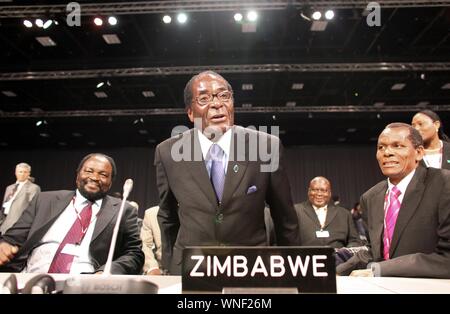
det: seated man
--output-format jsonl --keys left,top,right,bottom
{"left": 0, "top": 153, "right": 144, "bottom": 275}
{"left": 295, "top": 176, "right": 361, "bottom": 248}
{"left": 1, "top": 162, "right": 41, "bottom": 235}
{"left": 140, "top": 205, "right": 163, "bottom": 275}
{"left": 339, "top": 123, "right": 450, "bottom": 278}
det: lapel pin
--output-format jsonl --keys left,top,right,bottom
{"left": 233, "top": 164, "right": 239, "bottom": 173}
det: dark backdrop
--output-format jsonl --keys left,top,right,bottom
{"left": 0, "top": 145, "right": 384, "bottom": 217}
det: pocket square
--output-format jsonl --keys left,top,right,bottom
{"left": 246, "top": 185, "right": 258, "bottom": 194}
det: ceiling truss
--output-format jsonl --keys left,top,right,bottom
{"left": 1, "top": 0, "right": 450, "bottom": 18}
{"left": 2, "top": 105, "right": 450, "bottom": 119}
{"left": 1, "top": 62, "right": 449, "bottom": 81}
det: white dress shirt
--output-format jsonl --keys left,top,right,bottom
{"left": 2, "top": 181, "right": 27, "bottom": 215}
{"left": 25, "top": 190, "right": 103, "bottom": 274}
{"left": 386, "top": 168, "right": 416, "bottom": 207}
{"left": 312, "top": 205, "right": 328, "bottom": 229}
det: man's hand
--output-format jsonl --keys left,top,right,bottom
{"left": 146, "top": 268, "right": 162, "bottom": 276}
{"left": 349, "top": 269, "right": 374, "bottom": 277}
{"left": 0, "top": 242, "right": 19, "bottom": 266}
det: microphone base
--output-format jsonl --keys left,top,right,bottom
{"left": 63, "top": 275, "right": 158, "bottom": 294}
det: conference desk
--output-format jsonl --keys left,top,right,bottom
{"left": 1, "top": 273, "right": 449, "bottom": 294}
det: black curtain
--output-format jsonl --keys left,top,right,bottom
{"left": 0, "top": 145, "right": 384, "bottom": 217}
{"left": 285, "top": 145, "right": 384, "bottom": 209}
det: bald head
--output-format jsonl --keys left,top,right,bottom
{"left": 308, "top": 176, "right": 332, "bottom": 208}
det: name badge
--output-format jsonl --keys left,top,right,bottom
{"left": 61, "top": 243, "right": 81, "bottom": 257}
{"left": 316, "top": 230, "right": 330, "bottom": 238}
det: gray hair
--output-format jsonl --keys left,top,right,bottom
{"left": 16, "top": 162, "right": 31, "bottom": 172}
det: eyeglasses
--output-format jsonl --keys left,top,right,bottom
{"left": 196, "top": 90, "right": 233, "bottom": 105}
{"left": 309, "top": 188, "right": 329, "bottom": 194}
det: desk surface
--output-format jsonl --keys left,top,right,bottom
{"left": 1, "top": 273, "right": 449, "bottom": 294}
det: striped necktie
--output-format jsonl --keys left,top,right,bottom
{"left": 47, "top": 201, "right": 93, "bottom": 273}
{"left": 383, "top": 186, "right": 401, "bottom": 260}
{"left": 208, "top": 144, "right": 225, "bottom": 202}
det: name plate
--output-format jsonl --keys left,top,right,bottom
{"left": 182, "top": 246, "right": 336, "bottom": 293}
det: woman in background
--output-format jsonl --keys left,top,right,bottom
{"left": 411, "top": 109, "right": 450, "bottom": 169}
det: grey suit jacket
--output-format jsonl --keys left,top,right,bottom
{"left": 358, "top": 166, "right": 450, "bottom": 278}
{"left": 140, "top": 206, "right": 162, "bottom": 272}
{"left": 0, "top": 190, "right": 144, "bottom": 275}
{"left": 0, "top": 180, "right": 40, "bottom": 234}
{"left": 295, "top": 201, "right": 361, "bottom": 248}
{"left": 155, "top": 126, "right": 299, "bottom": 274}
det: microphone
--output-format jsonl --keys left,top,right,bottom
{"left": 63, "top": 178, "right": 158, "bottom": 294}
{"left": 103, "top": 178, "right": 133, "bottom": 275}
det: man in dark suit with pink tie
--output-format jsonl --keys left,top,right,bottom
{"left": 339, "top": 123, "right": 450, "bottom": 278}
{"left": 155, "top": 71, "right": 299, "bottom": 275}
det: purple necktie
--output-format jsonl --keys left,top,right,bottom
{"left": 209, "top": 144, "right": 225, "bottom": 202}
{"left": 383, "top": 186, "right": 401, "bottom": 260}
{"left": 48, "top": 201, "right": 92, "bottom": 273}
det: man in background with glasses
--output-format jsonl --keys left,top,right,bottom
{"left": 154, "top": 71, "right": 299, "bottom": 275}
{"left": 295, "top": 176, "right": 361, "bottom": 248}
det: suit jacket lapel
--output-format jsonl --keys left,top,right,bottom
{"left": 47, "top": 191, "right": 75, "bottom": 227}
{"left": 323, "top": 204, "right": 338, "bottom": 229}
{"left": 184, "top": 129, "right": 218, "bottom": 207}
{"left": 221, "top": 126, "right": 249, "bottom": 208}
{"left": 91, "top": 196, "right": 118, "bottom": 242}
{"left": 304, "top": 202, "right": 322, "bottom": 229}
{"left": 371, "top": 182, "right": 387, "bottom": 260}
{"left": 442, "top": 141, "right": 450, "bottom": 168}
{"left": 19, "top": 191, "right": 75, "bottom": 256}
{"left": 390, "top": 167, "right": 425, "bottom": 257}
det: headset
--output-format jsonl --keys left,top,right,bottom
{"left": 1, "top": 274, "right": 58, "bottom": 294}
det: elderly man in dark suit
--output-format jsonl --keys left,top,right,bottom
{"left": 155, "top": 71, "right": 299, "bottom": 275}
{"left": 0, "top": 163, "right": 40, "bottom": 235}
{"left": 340, "top": 123, "right": 450, "bottom": 278}
{"left": 295, "top": 176, "right": 361, "bottom": 248}
{"left": 0, "top": 153, "right": 143, "bottom": 275}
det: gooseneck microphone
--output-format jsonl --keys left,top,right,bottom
{"left": 103, "top": 178, "right": 133, "bottom": 275}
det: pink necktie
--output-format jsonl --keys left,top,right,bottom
{"left": 383, "top": 186, "right": 401, "bottom": 260}
{"left": 48, "top": 202, "right": 92, "bottom": 273}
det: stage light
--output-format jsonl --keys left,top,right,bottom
{"left": 43, "top": 20, "right": 53, "bottom": 29}
{"left": 36, "top": 120, "right": 47, "bottom": 127}
{"left": 108, "top": 16, "right": 118, "bottom": 25}
{"left": 234, "top": 13, "right": 243, "bottom": 22}
{"left": 23, "top": 20, "right": 33, "bottom": 28}
{"left": 35, "top": 19, "right": 44, "bottom": 27}
{"left": 177, "top": 13, "right": 187, "bottom": 24}
{"left": 325, "top": 10, "right": 335, "bottom": 20}
{"left": 94, "top": 17, "right": 103, "bottom": 26}
{"left": 312, "top": 11, "right": 321, "bottom": 20}
{"left": 247, "top": 11, "right": 258, "bottom": 22}
{"left": 162, "top": 15, "right": 172, "bottom": 24}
